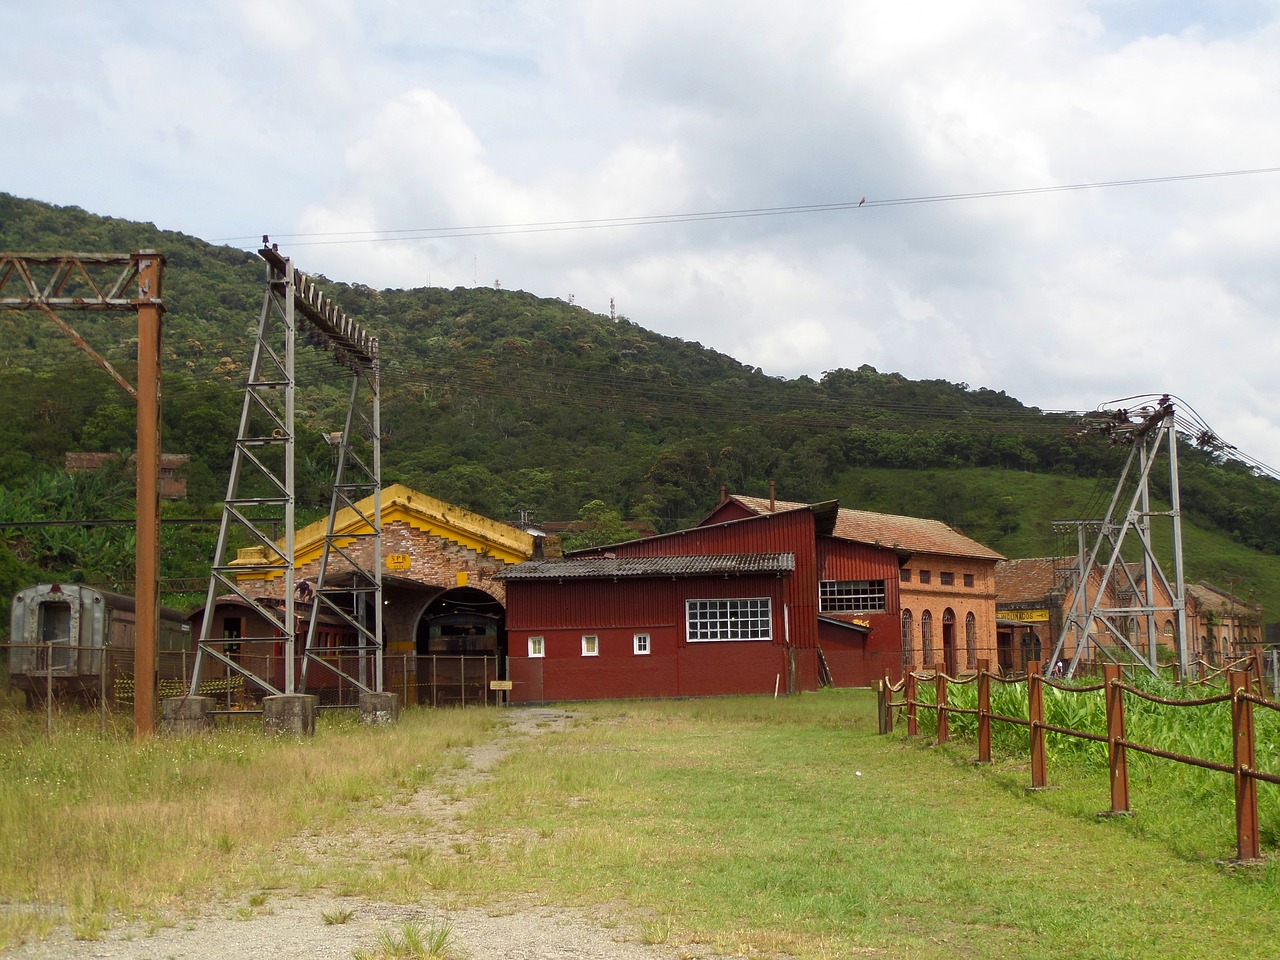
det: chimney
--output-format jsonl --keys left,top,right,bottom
{"left": 720, "top": 484, "right": 727, "bottom": 504}
{"left": 769, "top": 480, "right": 776, "bottom": 512}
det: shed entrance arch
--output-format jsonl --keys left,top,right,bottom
{"left": 413, "top": 587, "right": 506, "bottom": 706}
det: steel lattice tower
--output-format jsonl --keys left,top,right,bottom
{"left": 1047, "top": 397, "right": 1189, "bottom": 677}
{"left": 190, "top": 244, "right": 382, "bottom": 699}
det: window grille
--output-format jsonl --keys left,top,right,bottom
{"left": 685, "top": 598, "right": 772, "bottom": 641}
{"left": 818, "top": 579, "right": 886, "bottom": 613}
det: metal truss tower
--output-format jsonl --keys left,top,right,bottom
{"left": 1047, "top": 397, "right": 1189, "bottom": 677}
{"left": 191, "top": 243, "right": 382, "bottom": 699}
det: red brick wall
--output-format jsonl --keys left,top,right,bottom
{"left": 239, "top": 520, "right": 513, "bottom": 604}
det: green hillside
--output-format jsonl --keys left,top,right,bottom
{"left": 2, "top": 193, "right": 1279, "bottom": 621}
{"left": 832, "top": 466, "right": 1280, "bottom": 618}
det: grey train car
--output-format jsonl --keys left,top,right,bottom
{"left": 8, "top": 583, "right": 190, "bottom": 707}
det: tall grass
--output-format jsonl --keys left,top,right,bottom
{"left": 937, "top": 671, "right": 1280, "bottom": 853}
{"left": 0, "top": 691, "right": 496, "bottom": 933}
{"left": 4, "top": 688, "right": 1280, "bottom": 958}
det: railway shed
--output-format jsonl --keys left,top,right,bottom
{"left": 498, "top": 500, "right": 906, "bottom": 703}
{"left": 227, "top": 483, "right": 538, "bottom": 704}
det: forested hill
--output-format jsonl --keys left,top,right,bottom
{"left": 3, "top": 192, "right": 1280, "bottom": 614}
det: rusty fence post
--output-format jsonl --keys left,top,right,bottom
{"left": 1229, "top": 669, "right": 1261, "bottom": 861}
{"left": 935, "top": 663, "right": 949, "bottom": 743}
{"left": 906, "top": 670, "right": 919, "bottom": 737}
{"left": 1104, "top": 663, "right": 1129, "bottom": 814}
{"left": 1028, "top": 660, "right": 1047, "bottom": 789}
{"left": 977, "top": 659, "right": 991, "bottom": 764}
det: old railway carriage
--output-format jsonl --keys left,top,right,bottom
{"left": 9, "top": 582, "right": 190, "bottom": 707}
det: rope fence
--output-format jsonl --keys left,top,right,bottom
{"left": 878, "top": 657, "right": 1278, "bottom": 862}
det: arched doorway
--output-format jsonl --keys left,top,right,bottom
{"left": 942, "top": 608, "right": 956, "bottom": 676}
{"left": 414, "top": 587, "right": 506, "bottom": 706}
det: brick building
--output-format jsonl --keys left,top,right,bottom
{"left": 224, "top": 483, "right": 537, "bottom": 702}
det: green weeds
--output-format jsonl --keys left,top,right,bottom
{"left": 354, "top": 921, "right": 456, "bottom": 960}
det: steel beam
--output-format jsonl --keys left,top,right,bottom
{"left": 0, "top": 250, "right": 165, "bottom": 739}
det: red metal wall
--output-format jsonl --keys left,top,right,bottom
{"left": 814, "top": 538, "right": 904, "bottom": 685}
{"left": 600, "top": 509, "right": 820, "bottom": 650}
{"left": 504, "top": 507, "right": 908, "bottom": 701}
{"left": 818, "top": 611, "right": 902, "bottom": 686}
{"left": 505, "top": 572, "right": 791, "bottom": 703}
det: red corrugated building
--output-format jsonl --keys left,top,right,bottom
{"left": 707, "top": 495, "right": 1003, "bottom": 677}
{"left": 498, "top": 500, "right": 905, "bottom": 703}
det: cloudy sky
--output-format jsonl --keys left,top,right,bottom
{"left": 4, "top": 1, "right": 1280, "bottom": 471}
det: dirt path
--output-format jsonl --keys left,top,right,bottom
{"left": 3, "top": 709, "right": 721, "bottom": 960}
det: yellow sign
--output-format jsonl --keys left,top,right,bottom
{"left": 386, "top": 554, "right": 411, "bottom": 571}
{"left": 490, "top": 680, "right": 513, "bottom": 691}
{"left": 1001, "top": 608, "right": 1049, "bottom": 623}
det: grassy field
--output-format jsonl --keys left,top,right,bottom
{"left": 2, "top": 689, "right": 1279, "bottom": 959}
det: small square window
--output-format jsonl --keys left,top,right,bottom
{"left": 940, "top": 572, "right": 954, "bottom": 586}
{"left": 634, "top": 633, "right": 651, "bottom": 655}
{"left": 528, "top": 636, "right": 545, "bottom": 658}
{"left": 582, "top": 635, "right": 599, "bottom": 656}
{"left": 964, "top": 574, "right": 974, "bottom": 588}
{"left": 919, "top": 570, "right": 931, "bottom": 584}
{"left": 900, "top": 569, "right": 912, "bottom": 582}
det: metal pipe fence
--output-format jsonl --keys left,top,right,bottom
{"left": 1, "top": 644, "right": 504, "bottom": 726}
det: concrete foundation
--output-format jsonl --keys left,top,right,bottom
{"left": 262, "top": 693, "right": 318, "bottom": 735}
{"left": 161, "top": 696, "right": 214, "bottom": 734}
{"left": 359, "top": 691, "right": 400, "bottom": 725}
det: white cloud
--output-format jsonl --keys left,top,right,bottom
{"left": 4, "top": 0, "right": 1280, "bottom": 470}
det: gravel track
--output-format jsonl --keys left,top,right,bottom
{"left": 3, "top": 708, "right": 724, "bottom": 960}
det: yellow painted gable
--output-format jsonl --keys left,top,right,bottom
{"left": 238, "top": 484, "right": 536, "bottom": 573}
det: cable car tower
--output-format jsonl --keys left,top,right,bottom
{"left": 190, "top": 242, "right": 383, "bottom": 701}
{"left": 1047, "top": 396, "right": 1189, "bottom": 677}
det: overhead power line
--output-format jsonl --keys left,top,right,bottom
{"left": 212, "top": 166, "right": 1280, "bottom": 247}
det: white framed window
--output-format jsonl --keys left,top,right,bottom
{"left": 528, "top": 636, "right": 545, "bottom": 658}
{"left": 633, "top": 632, "right": 651, "bottom": 655}
{"left": 685, "top": 598, "right": 772, "bottom": 642}
{"left": 818, "top": 579, "right": 886, "bottom": 613}
{"left": 581, "top": 634, "right": 599, "bottom": 656}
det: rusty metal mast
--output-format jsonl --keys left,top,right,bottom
{"left": 0, "top": 251, "right": 166, "bottom": 737}
{"left": 189, "top": 243, "right": 382, "bottom": 700}
{"left": 1047, "top": 397, "right": 1190, "bottom": 677}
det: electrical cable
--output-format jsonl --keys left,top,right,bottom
{"left": 210, "top": 166, "right": 1280, "bottom": 247}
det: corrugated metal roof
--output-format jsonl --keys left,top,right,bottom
{"left": 496, "top": 553, "right": 795, "bottom": 581}
{"left": 729, "top": 495, "right": 1004, "bottom": 561}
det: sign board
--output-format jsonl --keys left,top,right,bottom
{"left": 999, "top": 608, "right": 1050, "bottom": 623}
{"left": 490, "top": 680, "right": 514, "bottom": 691}
{"left": 386, "top": 553, "right": 411, "bottom": 571}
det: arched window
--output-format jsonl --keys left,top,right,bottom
{"left": 921, "top": 610, "right": 934, "bottom": 667}
{"left": 900, "top": 609, "right": 914, "bottom": 667}
{"left": 966, "top": 612, "right": 977, "bottom": 669}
